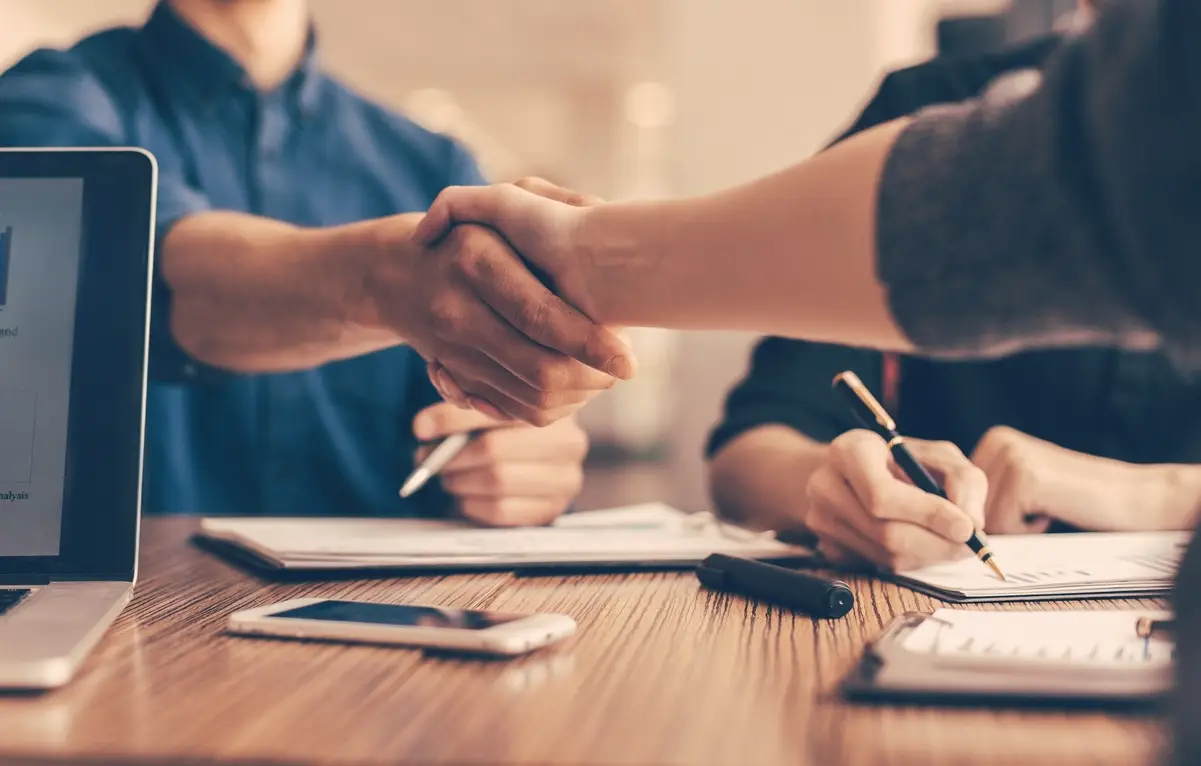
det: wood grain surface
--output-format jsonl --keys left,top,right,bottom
{"left": 0, "top": 517, "right": 1166, "bottom": 766}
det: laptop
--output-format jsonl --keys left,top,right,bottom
{"left": 0, "top": 149, "right": 155, "bottom": 689}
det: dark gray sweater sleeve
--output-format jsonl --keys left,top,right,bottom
{"left": 876, "top": 0, "right": 1201, "bottom": 365}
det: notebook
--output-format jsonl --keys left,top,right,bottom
{"left": 891, "top": 531, "right": 1186, "bottom": 602}
{"left": 195, "top": 503, "right": 814, "bottom": 573}
{"left": 842, "top": 608, "right": 1173, "bottom": 707}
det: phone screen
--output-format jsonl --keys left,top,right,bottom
{"left": 270, "top": 600, "right": 525, "bottom": 630}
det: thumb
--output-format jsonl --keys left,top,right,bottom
{"left": 414, "top": 183, "right": 548, "bottom": 248}
{"left": 513, "top": 176, "right": 604, "bottom": 207}
{"left": 412, "top": 401, "right": 510, "bottom": 441}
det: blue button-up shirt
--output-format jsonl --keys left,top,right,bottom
{"left": 0, "top": 2, "right": 485, "bottom": 516}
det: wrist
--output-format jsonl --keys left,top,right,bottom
{"left": 1149, "top": 464, "right": 1201, "bottom": 530}
{"left": 339, "top": 214, "right": 423, "bottom": 335}
{"left": 574, "top": 202, "right": 656, "bottom": 325}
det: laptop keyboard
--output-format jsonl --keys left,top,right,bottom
{"left": 0, "top": 589, "right": 30, "bottom": 616}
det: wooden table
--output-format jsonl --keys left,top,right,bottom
{"left": 0, "top": 517, "right": 1166, "bottom": 766}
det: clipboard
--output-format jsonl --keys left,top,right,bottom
{"left": 840, "top": 611, "right": 1171, "bottom": 709}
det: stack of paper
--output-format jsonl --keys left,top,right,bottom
{"left": 197, "top": 503, "right": 813, "bottom": 572}
{"left": 894, "top": 531, "right": 1187, "bottom": 602}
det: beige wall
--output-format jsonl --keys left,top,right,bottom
{"left": 0, "top": 0, "right": 952, "bottom": 513}
{"left": 659, "top": 0, "right": 936, "bottom": 511}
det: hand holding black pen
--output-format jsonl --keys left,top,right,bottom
{"left": 831, "top": 371, "right": 1007, "bottom": 581}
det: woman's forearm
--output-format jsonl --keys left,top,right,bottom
{"left": 162, "top": 211, "right": 405, "bottom": 372}
{"left": 707, "top": 425, "right": 830, "bottom": 533}
{"left": 581, "top": 120, "right": 914, "bottom": 351}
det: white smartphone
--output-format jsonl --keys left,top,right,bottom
{"left": 226, "top": 598, "right": 577, "bottom": 656}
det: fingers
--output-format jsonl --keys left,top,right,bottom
{"left": 416, "top": 419, "right": 589, "bottom": 468}
{"left": 419, "top": 417, "right": 587, "bottom": 528}
{"left": 427, "top": 362, "right": 467, "bottom": 408}
{"left": 806, "top": 463, "right": 967, "bottom": 571}
{"left": 458, "top": 497, "right": 570, "bottom": 528}
{"left": 438, "top": 344, "right": 598, "bottom": 421}
{"left": 429, "top": 360, "right": 584, "bottom": 424}
{"left": 413, "top": 402, "right": 509, "bottom": 441}
{"left": 979, "top": 461, "right": 1052, "bottom": 534}
{"left": 438, "top": 224, "right": 636, "bottom": 381}
{"left": 815, "top": 539, "right": 875, "bottom": 570}
{"left": 512, "top": 176, "right": 604, "bottom": 207}
{"left": 441, "top": 462, "right": 584, "bottom": 500}
{"left": 462, "top": 247, "right": 636, "bottom": 380}
{"left": 828, "top": 432, "right": 977, "bottom": 543}
{"left": 414, "top": 184, "right": 531, "bottom": 246}
{"left": 903, "top": 439, "right": 988, "bottom": 530}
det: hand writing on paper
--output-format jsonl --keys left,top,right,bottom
{"left": 412, "top": 402, "right": 587, "bottom": 527}
{"left": 804, "top": 430, "right": 987, "bottom": 570}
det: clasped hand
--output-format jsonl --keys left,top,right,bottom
{"left": 400, "top": 178, "right": 611, "bottom": 425}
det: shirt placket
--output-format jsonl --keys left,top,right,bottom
{"left": 251, "top": 93, "right": 310, "bottom": 515}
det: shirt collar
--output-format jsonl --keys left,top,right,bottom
{"left": 139, "top": 1, "right": 324, "bottom": 114}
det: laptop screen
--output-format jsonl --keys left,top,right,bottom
{"left": 0, "top": 179, "right": 84, "bottom": 557}
{"left": 0, "top": 150, "right": 153, "bottom": 581}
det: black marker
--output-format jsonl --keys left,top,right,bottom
{"left": 696, "top": 553, "right": 855, "bottom": 619}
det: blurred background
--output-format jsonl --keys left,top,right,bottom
{"left": 1, "top": 0, "right": 1072, "bottom": 513}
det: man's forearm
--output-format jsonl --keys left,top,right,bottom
{"left": 161, "top": 211, "right": 410, "bottom": 373}
{"left": 707, "top": 425, "right": 830, "bottom": 533}
{"left": 579, "top": 120, "right": 914, "bottom": 351}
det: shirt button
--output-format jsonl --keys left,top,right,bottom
{"left": 183, "top": 364, "right": 197, "bottom": 378}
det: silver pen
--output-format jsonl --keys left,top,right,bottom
{"left": 399, "top": 431, "right": 474, "bottom": 498}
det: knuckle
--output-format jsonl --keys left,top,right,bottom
{"left": 527, "top": 409, "right": 556, "bottom": 427}
{"left": 866, "top": 488, "right": 895, "bottom": 519}
{"left": 573, "top": 425, "right": 591, "bottom": 455}
{"left": 476, "top": 430, "right": 503, "bottom": 458}
{"left": 805, "top": 468, "right": 833, "bottom": 503}
{"left": 565, "top": 467, "right": 585, "bottom": 496}
{"left": 536, "top": 390, "right": 565, "bottom": 412}
{"left": 513, "top": 176, "right": 546, "bottom": 191}
{"left": 804, "top": 505, "right": 833, "bottom": 535}
{"left": 932, "top": 440, "right": 965, "bottom": 458}
{"left": 483, "top": 465, "right": 508, "bottom": 493}
{"left": 880, "top": 524, "right": 912, "bottom": 559}
{"left": 428, "top": 294, "right": 465, "bottom": 334}
{"left": 962, "top": 462, "right": 988, "bottom": 487}
{"left": 517, "top": 296, "right": 552, "bottom": 339}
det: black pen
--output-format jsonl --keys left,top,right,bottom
{"left": 696, "top": 553, "right": 855, "bottom": 618}
{"left": 831, "top": 371, "right": 1007, "bottom": 582}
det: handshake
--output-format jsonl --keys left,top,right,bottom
{"left": 367, "top": 177, "right": 635, "bottom": 425}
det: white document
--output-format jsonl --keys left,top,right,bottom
{"left": 893, "top": 531, "right": 1186, "bottom": 602}
{"left": 198, "top": 503, "right": 811, "bottom": 571}
{"left": 901, "top": 609, "right": 1174, "bottom": 671}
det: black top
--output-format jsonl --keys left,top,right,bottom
{"left": 707, "top": 37, "right": 1201, "bottom": 465}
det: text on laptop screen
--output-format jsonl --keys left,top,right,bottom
{"left": 0, "top": 178, "right": 84, "bottom": 556}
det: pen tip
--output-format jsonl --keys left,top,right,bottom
{"left": 398, "top": 472, "right": 425, "bottom": 499}
{"left": 986, "top": 559, "right": 1007, "bottom": 582}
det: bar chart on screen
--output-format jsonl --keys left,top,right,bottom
{"left": 0, "top": 226, "right": 11, "bottom": 307}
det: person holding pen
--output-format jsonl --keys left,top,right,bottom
{"left": 0, "top": 0, "right": 607, "bottom": 524}
{"left": 706, "top": 6, "right": 1201, "bottom": 572}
